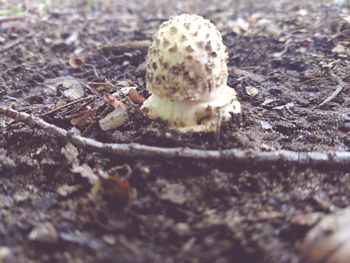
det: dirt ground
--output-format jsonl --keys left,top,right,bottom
{"left": 0, "top": 0, "right": 350, "bottom": 262}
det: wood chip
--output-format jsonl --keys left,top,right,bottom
{"left": 128, "top": 88, "right": 145, "bottom": 104}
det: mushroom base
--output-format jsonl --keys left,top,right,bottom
{"left": 141, "top": 86, "right": 241, "bottom": 132}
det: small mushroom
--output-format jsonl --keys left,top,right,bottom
{"left": 302, "top": 208, "right": 350, "bottom": 263}
{"left": 141, "top": 14, "right": 241, "bottom": 132}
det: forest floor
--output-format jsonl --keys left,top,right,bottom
{"left": 0, "top": 0, "right": 350, "bottom": 262}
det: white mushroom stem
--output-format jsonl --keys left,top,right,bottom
{"left": 142, "top": 86, "right": 241, "bottom": 132}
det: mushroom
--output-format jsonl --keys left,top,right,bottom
{"left": 141, "top": 14, "right": 241, "bottom": 132}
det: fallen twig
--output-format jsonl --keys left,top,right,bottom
{"left": 1, "top": 106, "right": 350, "bottom": 167}
{"left": 0, "top": 32, "right": 34, "bottom": 54}
{"left": 40, "top": 96, "right": 95, "bottom": 117}
{"left": 229, "top": 67, "right": 266, "bottom": 83}
{"left": 98, "top": 40, "right": 151, "bottom": 53}
{"left": 0, "top": 16, "right": 26, "bottom": 23}
{"left": 318, "top": 70, "right": 347, "bottom": 107}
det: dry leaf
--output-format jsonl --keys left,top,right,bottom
{"left": 71, "top": 108, "right": 97, "bottom": 127}
{"left": 103, "top": 94, "right": 126, "bottom": 110}
{"left": 87, "top": 82, "right": 115, "bottom": 95}
{"left": 69, "top": 57, "right": 84, "bottom": 69}
{"left": 128, "top": 88, "right": 145, "bottom": 104}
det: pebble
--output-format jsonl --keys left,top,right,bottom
{"left": 28, "top": 222, "right": 58, "bottom": 244}
{"left": 13, "top": 190, "right": 31, "bottom": 203}
{"left": 98, "top": 109, "right": 128, "bottom": 131}
{"left": 175, "top": 222, "right": 191, "bottom": 236}
{"left": 0, "top": 247, "right": 13, "bottom": 262}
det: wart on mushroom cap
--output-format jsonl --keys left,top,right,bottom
{"left": 142, "top": 14, "right": 241, "bottom": 132}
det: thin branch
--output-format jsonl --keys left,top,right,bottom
{"left": 0, "top": 16, "right": 26, "bottom": 23}
{"left": 98, "top": 40, "right": 151, "bottom": 53}
{"left": 229, "top": 67, "right": 266, "bottom": 83}
{"left": 40, "top": 96, "right": 95, "bottom": 117}
{"left": 0, "top": 32, "right": 34, "bottom": 54}
{"left": 318, "top": 70, "right": 347, "bottom": 107}
{"left": 1, "top": 106, "right": 350, "bottom": 168}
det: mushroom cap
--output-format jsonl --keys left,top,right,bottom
{"left": 146, "top": 14, "right": 229, "bottom": 101}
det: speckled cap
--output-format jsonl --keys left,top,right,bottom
{"left": 146, "top": 14, "right": 229, "bottom": 101}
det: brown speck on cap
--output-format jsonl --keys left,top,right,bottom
{"left": 163, "top": 38, "right": 170, "bottom": 46}
{"left": 171, "top": 65, "right": 180, "bottom": 75}
{"left": 163, "top": 62, "right": 170, "bottom": 69}
{"left": 146, "top": 72, "right": 153, "bottom": 82}
{"left": 159, "top": 56, "right": 165, "bottom": 64}
{"left": 169, "top": 44, "right": 178, "bottom": 52}
{"left": 184, "top": 23, "right": 191, "bottom": 30}
{"left": 192, "top": 31, "right": 199, "bottom": 37}
{"left": 205, "top": 64, "right": 213, "bottom": 73}
{"left": 205, "top": 42, "right": 212, "bottom": 51}
{"left": 186, "top": 45, "right": 194, "bottom": 52}
{"left": 170, "top": 26, "right": 177, "bottom": 34}
{"left": 181, "top": 35, "right": 187, "bottom": 41}
{"left": 196, "top": 41, "right": 204, "bottom": 48}
{"left": 152, "top": 62, "right": 158, "bottom": 70}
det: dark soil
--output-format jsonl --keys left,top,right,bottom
{"left": 0, "top": 0, "right": 350, "bottom": 262}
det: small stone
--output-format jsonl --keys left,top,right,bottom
{"left": 57, "top": 184, "right": 78, "bottom": 197}
{"left": 175, "top": 222, "right": 191, "bottom": 236}
{"left": 13, "top": 190, "right": 31, "bottom": 203}
{"left": 102, "top": 235, "right": 116, "bottom": 245}
{"left": 0, "top": 247, "right": 13, "bottom": 262}
{"left": 98, "top": 108, "right": 128, "bottom": 131}
{"left": 245, "top": 86, "right": 259, "bottom": 96}
{"left": 63, "top": 84, "right": 85, "bottom": 100}
{"left": 160, "top": 183, "right": 187, "bottom": 205}
{"left": 28, "top": 222, "right": 59, "bottom": 244}
{"left": 261, "top": 120, "right": 273, "bottom": 130}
